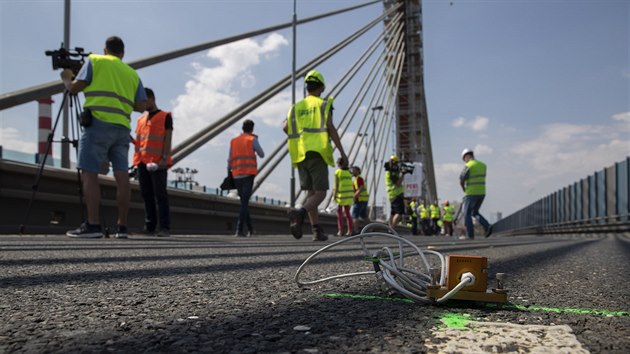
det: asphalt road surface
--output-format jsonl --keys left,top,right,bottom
{"left": 1, "top": 231, "right": 629, "bottom": 353}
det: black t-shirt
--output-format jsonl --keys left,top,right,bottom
{"left": 147, "top": 110, "right": 173, "bottom": 130}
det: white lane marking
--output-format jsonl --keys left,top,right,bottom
{"left": 425, "top": 320, "right": 589, "bottom": 353}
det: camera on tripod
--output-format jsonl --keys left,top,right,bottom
{"left": 45, "top": 45, "right": 91, "bottom": 74}
{"left": 384, "top": 161, "right": 415, "bottom": 175}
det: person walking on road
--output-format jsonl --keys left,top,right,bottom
{"left": 459, "top": 148, "right": 492, "bottom": 240}
{"left": 284, "top": 70, "right": 348, "bottom": 241}
{"left": 350, "top": 165, "right": 369, "bottom": 234}
{"left": 442, "top": 200, "right": 455, "bottom": 237}
{"left": 385, "top": 155, "right": 405, "bottom": 230}
{"left": 430, "top": 200, "right": 441, "bottom": 235}
{"left": 333, "top": 157, "right": 353, "bottom": 237}
{"left": 61, "top": 36, "right": 147, "bottom": 239}
{"left": 229, "top": 119, "right": 265, "bottom": 237}
{"left": 133, "top": 88, "right": 173, "bottom": 237}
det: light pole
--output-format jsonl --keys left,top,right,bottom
{"left": 370, "top": 105, "right": 383, "bottom": 220}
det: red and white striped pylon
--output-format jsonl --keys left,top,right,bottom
{"left": 37, "top": 97, "right": 54, "bottom": 165}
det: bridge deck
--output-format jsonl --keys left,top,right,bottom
{"left": 1, "top": 233, "right": 628, "bottom": 353}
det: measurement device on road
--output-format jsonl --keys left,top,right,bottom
{"left": 295, "top": 223, "right": 508, "bottom": 304}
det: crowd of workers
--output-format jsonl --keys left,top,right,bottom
{"left": 60, "top": 35, "right": 491, "bottom": 241}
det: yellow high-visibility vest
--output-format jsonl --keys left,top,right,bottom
{"left": 464, "top": 159, "right": 487, "bottom": 195}
{"left": 286, "top": 95, "right": 334, "bottom": 167}
{"left": 83, "top": 54, "right": 140, "bottom": 129}
{"left": 335, "top": 168, "right": 354, "bottom": 206}
{"left": 385, "top": 170, "right": 404, "bottom": 201}
{"left": 353, "top": 176, "right": 369, "bottom": 202}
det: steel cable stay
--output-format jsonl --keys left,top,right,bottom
{"left": 337, "top": 21, "right": 404, "bottom": 174}
{"left": 324, "top": 53, "right": 397, "bottom": 210}
{"left": 0, "top": 0, "right": 384, "bottom": 111}
{"left": 252, "top": 12, "right": 403, "bottom": 196}
{"left": 364, "top": 44, "right": 404, "bottom": 205}
{"left": 325, "top": 31, "right": 405, "bottom": 210}
{"left": 366, "top": 47, "right": 405, "bottom": 206}
{"left": 253, "top": 12, "right": 401, "bottom": 186}
{"left": 292, "top": 19, "right": 404, "bottom": 205}
{"left": 337, "top": 21, "right": 404, "bottom": 149}
{"left": 172, "top": 8, "right": 394, "bottom": 164}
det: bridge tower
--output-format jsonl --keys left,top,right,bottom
{"left": 383, "top": 0, "right": 437, "bottom": 203}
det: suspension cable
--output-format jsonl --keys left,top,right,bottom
{"left": 173, "top": 6, "right": 399, "bottom": 164}
{"left": 0, "top": 0, "right": 384, "bottom": 111}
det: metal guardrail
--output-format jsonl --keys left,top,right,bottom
{"left": 494, "top": 157, "right": 630, "bottom": 235}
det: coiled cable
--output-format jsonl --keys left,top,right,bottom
{"left": 295, "top": 223, "right": 476, "bottom": 304}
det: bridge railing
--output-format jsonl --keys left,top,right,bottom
{"left": 494, "top": 157, "right": 630, "bottom": 235}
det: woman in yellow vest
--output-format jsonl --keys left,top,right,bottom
{"left": 334, "top": 157, "right": 354, "bottom": 236}
{"left": 351, "top": 165, "right": 369, "bottom": 234}
{"left": 442, "top": 200, "right": 455, "bottom": 236}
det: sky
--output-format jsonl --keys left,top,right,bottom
{"left": 1, "top": 0, "right": 629, "bottom": 219}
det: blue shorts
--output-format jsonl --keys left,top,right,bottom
{"left": 77, "top": 118, "right": 130, "bottom": 173}
{"left": 351, "top": 201, "right": 368, "bottom": 220}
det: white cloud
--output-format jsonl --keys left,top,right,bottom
{"left": 250, "top": 90, "right": 292, "bottom": 128}
{"left": 0, "top": 127, "right": 36, "bottom": 153}
{"left": 510, "top": 121, "right": 629, "bottom": 188}
{"left": 171, "top": 33, "right": 288, "bottom": 146}
{"left": 612, "top": 111, "right": 630, "bottom": 123}
{"left": 470, "top": 116, "right": 489, "bottom": 131}
{"left": 451, "top": 115, "right": 490, "bottom": 131}
{"left": 451, "top": 116, "right": 465, "bottom": 128}
{"left": 473, "top": 144, "right": 493, "bottom": 156}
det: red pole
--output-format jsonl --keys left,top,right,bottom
{"left": 37, "top": 97, "right": 54, "bottom": 165}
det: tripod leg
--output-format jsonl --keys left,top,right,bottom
{"left": 19, "top": 92, "right": 70, "bottom": 234}
{"left": 70, "top": 94, "right": 87, "bottom": 223}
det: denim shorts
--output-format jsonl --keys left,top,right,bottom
{"left": 351, "top": 201, "right": 368, "bottom": 219}
{"left": 77, "top": 118, "right": 130, "bottom": 173}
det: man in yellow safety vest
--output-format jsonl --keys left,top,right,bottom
{"left": 284, "top": 70, "right": 348, "bottom": 241}
{"left": 61, "top": 36, "right": 147, "bottom": 239}
{"left": 459, "top": 148, "right": 492, "bottom": 239}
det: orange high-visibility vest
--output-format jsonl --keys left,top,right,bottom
{"left": 229, "top": 133, "right": 258, "bottom": 177}
{"left": 133, "top": 111, "right": 173, "bottom": 167}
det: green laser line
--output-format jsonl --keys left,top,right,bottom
{"left": 321, "top": 293, "right": 630, "bottom": 317}
{"left": 440, "top": 313, "right": 470, "bottom": 329}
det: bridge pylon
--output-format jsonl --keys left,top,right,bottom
{"left": 383, "top": 0, "right": 437, "bottom": 203}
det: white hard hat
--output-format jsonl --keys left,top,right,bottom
{"left": 461, "top": 148, "right": 473, "bottom": 160}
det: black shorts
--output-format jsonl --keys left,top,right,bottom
{"left": 390, "top": 194, "right": 405, "bottom": 215}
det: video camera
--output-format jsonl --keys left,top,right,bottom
{"left": 384, "top": 161, "right": 415, "bottom": 175}
{"left": 45, "top": 45, "right": 91, "bottom": 74}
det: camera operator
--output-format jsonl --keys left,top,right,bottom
{"left": 384, "top": 154, "right": 405, "bottom": 229}
{"left": 61, "top": 36, "right": 147, "bottom": 239}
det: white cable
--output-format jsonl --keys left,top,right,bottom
{"left": 435, "top": 272, "right": 476, "bottom": 303}
{"left": 294, "top": 222, "right": 458, "bottom": 303}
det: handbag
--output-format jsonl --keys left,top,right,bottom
{"left": 220, "top": 170, "right": 236, "bottom": 190}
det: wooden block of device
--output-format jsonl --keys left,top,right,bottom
{"left": 447, "top": 255, "right": 487, "bottom": 292}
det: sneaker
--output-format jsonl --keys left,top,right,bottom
{"left": 114, "top": 225, "right": 128, "bottom": 239}
{"left": 66, "top": 222, "right": 103, "bottom": 238}
{"left": 288, "top": 208, "right": 304, "bottom": 239}
{"left": 485, "top": 224, "right": 494, "bottom": 238}
{"left": 157, "top": 229, "right": 170, "bottom": 237}
{"left": 312, "top": 225, "right": 328, "bottom": 242}
{"left": 234, "top": 230, "right": 246, "bottom": 237}
{"left": 336, "top": 231, "right": 342, "bottom": 237}
{"left": 141, "top": 226, "right": 156, "bottom": 236}
{"left": 246, "top": 230, "right": 253, "bottom": 237}
{"left": 458, "top": 235, "right": 472, "bottom": 240}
